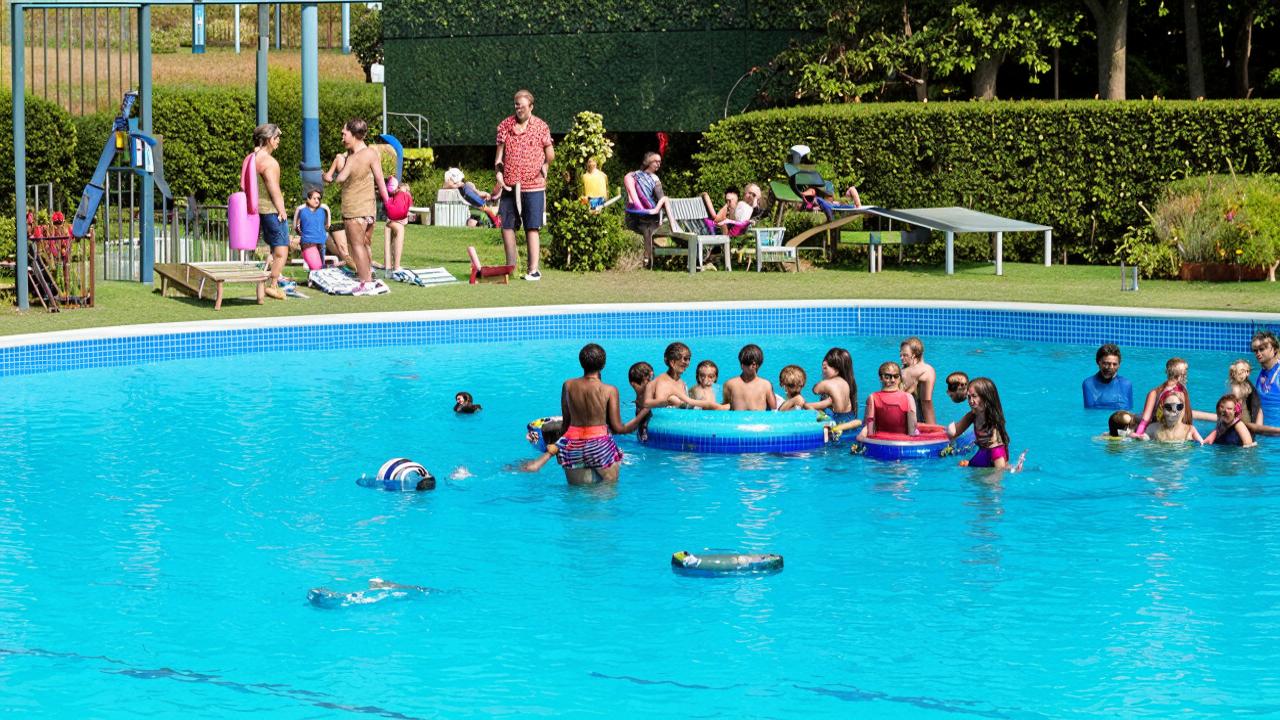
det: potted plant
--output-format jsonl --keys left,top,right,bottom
{"left": 1152, "top": 175, "right": 1269, "bottom": 282}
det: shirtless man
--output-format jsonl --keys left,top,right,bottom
{"left": 251, "top": 123, "right": 289, "bottom": 299}
{"left": 723, "top": 344, "right": 778, "bottom": 411}
{"left": 899, "top": 337, "right": 937, "bottom": 424}
{"left": 329, "top": 118, "right": 390, "bottom": 296}
{"left": 559, "top": 343, "right": 649, "bottom": 485}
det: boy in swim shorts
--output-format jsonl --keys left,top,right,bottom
{"left": 558, "top": 344, "right": 650, "bottom": 485}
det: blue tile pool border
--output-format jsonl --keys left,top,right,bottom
{"left": 2, "top": 300, "right": 1278, "bottom": 378}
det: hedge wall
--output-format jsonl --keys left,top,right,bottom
{"left": 695, "top": 100, "right": 1280, "bottom": 262}
{"left": 68, "top": 74, "right": 380, "bottom": 209}
{"left": 0, "top": 92, "right": 81, "bottom": 216}
{"left": 386, "top": 31, "right": 793, "bottom": 144}
{"left": 382, "top": 0, "right": 804, "bottom": 144}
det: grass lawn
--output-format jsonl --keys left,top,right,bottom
{"left": 3, "top": 224, "right": 1278, "bottom": 337}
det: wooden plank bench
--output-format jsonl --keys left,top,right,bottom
{"left": 154, "top": 262, "right": 269, "bottom": 310}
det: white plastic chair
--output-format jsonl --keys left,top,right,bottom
{"left": 752, "top": 227, "right": 796, "bottom": 272}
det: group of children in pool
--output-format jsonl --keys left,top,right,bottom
{"left": 516, "top": 337, "right": 1020, "bottom": 485}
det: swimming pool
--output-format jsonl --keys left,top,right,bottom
{"left": 2, "top": 303, "right": 1279, "bottom": 718}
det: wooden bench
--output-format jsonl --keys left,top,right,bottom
{"left": 154, "top": 262, "right": 270, "bottom": 310}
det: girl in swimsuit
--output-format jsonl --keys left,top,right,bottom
{"left": 857, "top": 361, "right": 918, "bottom": 441}
{"left": 1136, "top": 389, "right": 1202, "bottom": 443}
{"left": 947, "top": 377, "right": 1011, "bottom": 468}
{"left": 1203, "top": 394, "right": 1256, "bottom": 447}
{"left": 807, "top": 347, "right": 857, "bottom": 423}
{"left": 1134, "top": 358, "right": 1193, "bottom": 437}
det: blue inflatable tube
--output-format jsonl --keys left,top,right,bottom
{"left": 853, "top": 424, "right": 976, "bottom": 461}
{"left": 642, "top": 408, "right": 831, "bottom": 454}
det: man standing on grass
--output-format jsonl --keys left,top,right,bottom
{"left": 330, "top": 118, "right": 391, "bottom": 297}
{"left": 494, "top": 89, "right": 554, "bottom": 281}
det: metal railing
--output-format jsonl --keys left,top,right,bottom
{"left": 387, "top": 112, "right": 430, "bottom": 148}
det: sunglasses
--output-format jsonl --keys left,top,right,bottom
{"left": 1163, "top": 402, "right": 1184, "bottom": 411}
{"left": 880, "top": 373, "right": 900, "bottom": 379}
{"left": 948, "top": 382, "right": 967, "bottom": 390}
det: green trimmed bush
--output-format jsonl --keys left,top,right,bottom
{"left": 382, "top": 0, "right": 803, "bottom": 144}
{"left": 696, "top": 100, "right": 1280, "bottom": 263}
{"left": 0, "top": 216, "right": 16, "bottom": 260}
{"left": 0, "top": 92, "right": 81, "bottom": 216}
{"left": 545, "top": 111, "right": 627, "bottom": 271}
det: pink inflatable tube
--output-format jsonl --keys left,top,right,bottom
{"left": 228, "top": 153, "right": 260, "bottom": 251}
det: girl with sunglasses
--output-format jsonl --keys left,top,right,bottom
{"left": 1134, "top": 358, "right": 1195, "bottom": 438}
{"left": 857, "top": 361, "right": 918, "bottom": 440}
{"left": 1136, "top": 389, "right": 1202, "bottom": 443}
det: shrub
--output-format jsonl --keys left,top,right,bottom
{"left": 1152, "top": 174, "right": 1279, "bottom": 265}
{"left": 544, "top": 199, "right": 628, "bottom": 272}
{"left": 696, "top": 100, "right": 1280, "bottom": 264}
{"left": 1239, "top": 181, "right": 1280, "bottom": 281}
{"left": 0, "top": 92, "right": 81, "bottom": 216}
{"left": 0, "top": 216, "right": 16, "bottom": 260}
{"left": 151, "top": 28, "right": 182, "bottom": 54}
{"left": 544, "top": 112, "right": 627, "bottom": 271}
{"left": 1116, "top": 224, "right": 1181, "bottom": 279}
{"left": 402, "top": 147, "right": 435, "bottom": 183}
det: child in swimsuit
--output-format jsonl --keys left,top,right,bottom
{"left": 947, "top": 377, "right": 1012, "bottom": 468}
{"left": 858, "top": 361, "right": 918, "bottom": 440}
{"left": 558, "top": 343, "right": 650, "bottom": 485}
{"left": 454, "top": 391, "right": 482, "bottom": 414}
{"left": 689, "top": 360, "right": 724, "bottom": 409}
{"left": 777, "top": 365, "right": 808, "bottom": 411}
{"left": 1134, "top": 358, "right": 1193, "bottom": 437}
{"left": 1203, "top": 394, "right": 1256, "bottom": 447}
{"left": 807, "top": 348, "right": 857, "bottom": 423}
{"left": 1136, "top": 389, "right": 1202, "bottom": 443}
{"left": 1104, "top": 410, "right": 1138, "bottom": 439}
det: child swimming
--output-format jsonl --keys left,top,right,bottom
{"left": 1104, "top": 410, "right": 1138, "bottom": 438}
{"left": 644, "top": 342, "right": 701, "bottom": 408}
{"left": 807, "top": 348, "right": 856, "bottom": 422}
{"left": 454, "top": 391, "right": 482, "bottom": 414}
{"left": 777, "top": 364, "right": 808, "bottom": 411}
{"left": 628, "top": 361, "right": 654, "bottom": 441}
{"left": 947, "top": 377, "right": 1013, "bottom": 468}
{"left": 1202, "top": 394, "right": 1256, "bottom": 447}
{"left": 1135, "top": 358, "right": 1193, "bottom": 437}
{"left": 1136, "top": 388, "right": 1202, "bottom": 443}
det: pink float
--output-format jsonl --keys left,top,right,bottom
{"left": 227, "top": 152, "right": 260, "bottom": 251}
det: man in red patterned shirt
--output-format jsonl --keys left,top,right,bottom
{"left": 494, "top": 89, "right": 555, "bottom": 281}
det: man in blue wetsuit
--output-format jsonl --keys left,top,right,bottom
{"left": 1082, "top": 343, "right": 1133, "bottom": 410}
{"left": 1253, "top": 330, "right": 1280, "bottom": 426}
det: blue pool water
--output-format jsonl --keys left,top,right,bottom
{"left": 2, "top": 333, "right": 1278, "bottom": 718}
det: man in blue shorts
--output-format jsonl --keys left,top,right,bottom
{"left": 494, "top": 89, "right": 554, "bottom": 281}
{"left": 1082, "top": 343, "right": 1133, "bottom": 410}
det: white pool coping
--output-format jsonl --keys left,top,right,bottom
{"left": 3, "top": 299, "right": 1279, "bottom": 349}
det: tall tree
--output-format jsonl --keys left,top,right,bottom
{"left": 947, "top": 2, "right": 1082, "bottom": 99}
{"left": 1083, "top": 0, "right": 1129, "bottom": 99}
{"left": 1184, "top": 0, "right": 1206, "bottom": 98}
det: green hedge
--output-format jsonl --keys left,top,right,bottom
{"left": 695, "top": 100, "right": 1280, "bottom": 262}
{"left": 386, "top": 31, "right": 793, "bottom": 144}
{"left": 67, "top": 75, "right": 380, "bottom": 210}
{"left": 0, "top": 92, "right": 81, "bottom": 216}
{"left": 383, "top": 0, "right": 799, "bottom": 38}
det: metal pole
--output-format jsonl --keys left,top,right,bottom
{"left": 1043, "top": 229, "right": 1053, "bottom": 267}
{"left": 299, "top": 3, "right": 321, "bottom": 194}
{"left": 138, "top": 3, "right": 153, "bottom": 284}
{"left": 256, "top": 4, "right": 268, "bottom": 123}
{"left": 945, "top": 231, "right": 955, "bottom": 275}
{"left": 14, "top": 5, "right": 29, "bottom": 310}
{"left": 273, "top": 3, "right": 280, "bottom": 49}
{"left": 234, "top": 3, "right": 240, "bottom": 53}
{"left": 994, "top": 231, "right": 1003, "bottom": 276}
{"left": 192, "top": 2, "right": 205, "bottom": 54}
{"left": 341, "top": 2, "right": 349, "bottom": 54}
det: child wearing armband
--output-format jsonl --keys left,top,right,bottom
{"left": 1202, "top": 394, "right": 1256, "bottom": 447}
{"left": 522, "top": 419, "right": 564, "bottom": 472}
{"left": 947, "top": 377, "right": 1014, "bottom": 468}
